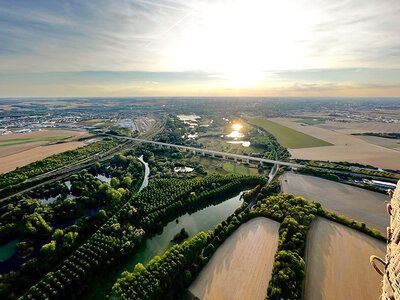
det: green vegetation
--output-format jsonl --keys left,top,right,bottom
{"left": 244, "top": 117, "right": 332, "bottom": 149}
{"left": 20, "top": 174, "right": 264, "bottom": 299}
{"left": 297, "top": 167, "right": 340, "bottom": 181}
{"left": 221, "top": 162, "right": 259, "bottom": 175}
{"left": 112, "top": 232, "right": 207, "bottom": 299}
{"left": 0, "top": 140, "right": 118, "bottom": 198}
{"left": 0, "top": 135, "right": 74, "bottom": 147}
{"left": 0, "top": 153, "right": 144, "bottom": 299}
{"left": 171, "top": 228, "right": 189, "bottom": 243}
{"left": 352, "top": 132, "right": 400, "bottom": 139}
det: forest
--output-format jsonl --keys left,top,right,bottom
{"left": 19, "top": 173, "right": 264, "bottom": 299}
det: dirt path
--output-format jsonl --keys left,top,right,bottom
{"left": 282, "top": 172, "right": 389, "bottom": 233}
{"left": 188, "top": 217, "right": 280, "bottom": 300}
{"left": 304, "top": 217, "right": 386, "bottom": 300}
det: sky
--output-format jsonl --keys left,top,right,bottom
{"left": 1, "top": 0, "right": 400, "bottom": 97}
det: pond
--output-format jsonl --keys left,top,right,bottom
{"left": 174, "top": 166, "right": 194, "bottom": 173}
{"left": 177, "top": 114, "right": 201, "bottom": 122}
{"left": 85, "top": 191, "right": 246, "bottom": 299}
{"left": 95, "top": 174, "right": 111, "bottom": 184}
{"left": 226, "top": 131, "right": 244, "bottom": 138}
{"left": 0, "top": 240, "right": 18, "bottom": 262}
{"left": 227, "top": 141, "right": 251, "bottom": 147}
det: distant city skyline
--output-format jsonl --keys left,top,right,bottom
{"left": 1, "top": 0, "right": 400, "bottom": 97}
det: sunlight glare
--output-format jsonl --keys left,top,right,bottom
{"left": 232, "top": 123, "right": 243, "bottom": 131}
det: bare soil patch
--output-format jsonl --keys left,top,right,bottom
{"left": 304, "top": 218, "right": 386, "bottom": 300}
{"left": 188, "top": 217, "right": 279, "bottom": 300}
{"left": 282, "top": 172, "right": 389, "bottom": 233}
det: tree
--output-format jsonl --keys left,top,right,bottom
{"left": 40, "top": 241, "right": 56, "bottom": 255}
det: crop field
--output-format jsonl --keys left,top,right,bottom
{"left": 281, "top": 172, "right": 389, "bottom": 233}
{"left": 304, "top": 218, "right": 386, "bottom": 300}
{"left": 244, "top": 117, "right": 332, "bottom": 149}
{"left": 188, "top": 217, "right": 279, "bottom": 300}
{"left": 272, "top": 118, "right": 400, "bottom": 169}
{"left": 0, "top": 130, "right": 88, "bottom": 173}
{"left": 0, "top": 142, "right": 86, "bottom": 173}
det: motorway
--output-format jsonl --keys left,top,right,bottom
{"left": 108, "top": 135, "right": 304, "bottom": 168}
{"left": 0, "top": 119, "right": 165, "bottom": 202}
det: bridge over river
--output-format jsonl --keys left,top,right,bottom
{"left": 108, "top": 135, "right": 303, "bottom": 168}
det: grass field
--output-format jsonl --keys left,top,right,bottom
{"left": 188, "top": 218, "right": 279, "bottom": 300}
{"left": 188, "top": 156, "right": 260, "bottom": 176}
{"left": 304, "top": 218, "right": 385, "bottom": 300}
{"left": 244, "top": 117, "right": 332, "bottom": 149}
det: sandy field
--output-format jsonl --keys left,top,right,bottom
{"left": 188, "top": 217, "right": 280, "bottom": 300}
{"left": 304, "top": 218, "right": 386, "bottom": 300}
{"left": 282, "top": 172, "right": 389, "bottom": 233}
{"left": 0, "top": 141, "right": 85, "bottom": 173}
{"left": 270, "top": 118, "right": 400, "bottom": 169}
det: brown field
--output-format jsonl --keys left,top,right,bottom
{"left": 304, "top": 218, "right": 386, "bottom": 300}
{"left": 188, "top": 217, "right": 279, "bottom": 300}
{"left": 0, "top": 141, "right": 86, "bottom": 173}
{"left": 0, "top": 128, "right": 88, "bottom": 173}
{"left": 282, "top": 172, "right": 389, "bottom": 233}
{"left": 270, "top": 118, "right": 400, "bottom": 169}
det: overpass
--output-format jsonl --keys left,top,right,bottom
{"left": 108, "top": 135, "right": 304, "bottom": 168}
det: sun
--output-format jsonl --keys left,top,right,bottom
{"left": 232, "top": 123, "right": 243, "bottom": 131}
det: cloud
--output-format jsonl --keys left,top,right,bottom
{"left": 1, "top": 0, "right": 400, "bottom": 96}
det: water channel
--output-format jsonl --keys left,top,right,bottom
{"left": 85, "top": 190, "right": 246, "bottom": 299}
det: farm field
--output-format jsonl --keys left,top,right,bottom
{"left": 244, "top": 117, "right": 332, "bottom": 149}
{"left": 304, "top": 218, "right": 385, "bottom": 300}
{"left": 271, "top": 118, "right": 400, "bottom": 169}
{"left": 0, "top": 141, "right": 86, "bottom": 173}
{"left": 319, "top": 121, "right": 400, "bottom": 134}
{"left": 188, "top": 217, "right": 279, "bottom": 300}
{"left": 281, "top": 172, "right": 389, "bottom": 233}
{"left": 0, "top": 130, "right": 89, "bottom": 173}
{"left": 356, "top": 135, "right": 400, "bottom": 151}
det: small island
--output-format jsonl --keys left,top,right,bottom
{"left": 171, "top": 228, "right": 189, "bottom": 243}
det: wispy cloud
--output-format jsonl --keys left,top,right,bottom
{"left": 0, "top": 0, "right": 400, "bottom": 96}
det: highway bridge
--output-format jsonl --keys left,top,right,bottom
{"left": 109, "top": 135, "right": 304, "bottom": 168}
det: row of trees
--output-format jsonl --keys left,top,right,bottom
{"left": 0, "top": 154, "right": 145, "bottom": 299}
{"left": 112, "top": 232, "right": 207, "bottom": 299}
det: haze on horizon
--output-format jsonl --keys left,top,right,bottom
{"left": 1, "top": 0, "right": 400, "bottom": 98}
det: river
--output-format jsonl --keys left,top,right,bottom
{"left": 0, "top": 156, "right": 151, "bottom": 275}
{"left": 84, "top": 190, "right": 246, "bottom": 299}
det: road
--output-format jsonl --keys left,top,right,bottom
{"left": 0, "top": 118, "right": 165, "bottom": 202}
{"left": 108, "top": 135, "right": 304, "bottom": 168}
